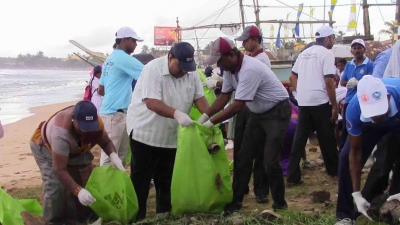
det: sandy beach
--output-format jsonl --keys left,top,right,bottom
{"left": 0, "top": 101, "right": 77, "bottom": 190}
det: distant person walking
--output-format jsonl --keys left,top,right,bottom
{"left": 91, "top": 65, "right": 103, "bottom": 113}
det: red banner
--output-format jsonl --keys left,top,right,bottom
{"left": 154, "top": 26, "right": 181, "bottom": 46}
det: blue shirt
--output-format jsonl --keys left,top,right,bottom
{"left": 99, "top": 49, "right": 144, "bottom": 114}
{"left": 372, "top": 48, "right": 392, "bottom": 78}
{"left": 341, "top": 58, "right": 374, "bottom": 103}
{"left": 346, "top": 78, "right": 400, "bottom": 136}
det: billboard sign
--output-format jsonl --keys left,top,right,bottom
{"left": 154, "top": 26, "right": 181, "bottom": 46}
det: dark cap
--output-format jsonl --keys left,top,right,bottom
{"left": 235, "top": 25, "right": 262, "bottom": 41}
{"left": 72, "top": 101, "right": 99, "bottom": 132}
{"left": 171, "top": 42, "right": 196, "bottom": 72}
{"left": 204, "top": 66, "right": 213, "bottom": 76}
{"left": 204, "top": 37, "right": 235, "bottom": 65}
{"left": 93, "top": 65, "right": 102, "bottom": 75}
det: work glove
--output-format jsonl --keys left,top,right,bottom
{"left": 346, "top": 77, "right": 358, "bottom": 88}
{"left": 110, "top": 152, "right": 125, "bottom": 172}
{"left": 387, "top": 193, "right": 400, "bottom": 201}
{"left": 173, "top": 110, "right": 193, "bottom": 127}
{"left": 211, "top": 72, "right": 223, "bottom": 82}
{"left": 197, "top": 113, "right": 209, "bottom": 124}
{"left": 352, "top": 191, "right": 372, "bottom": 221}
{"left": 77, "top": 188, "right": 96, "bottom": 206}
{"left": 203, "top": 120, "right": 214, "bottom": 128}
{"left": 203, "top": 77, "right": 218, "bottom": 89}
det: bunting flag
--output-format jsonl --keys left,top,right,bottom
{"left": 294, "top": 3, "right": 304, "bottom": 37}
{"left": 310, "top": 7, "right": 315, "bottom": 40}
{"left": 347, "top": 0, "right": 357, "bottom": 32}
{"left": 276, "top": 22, "right": 282, "bottom": 49}
{"left": 329, "top": 0, "right": 337, "bottom": 19}
{"left": 284, "top": 12, "right": 290, "bottom": 39}
{"left": 269, "top": 25, "right": 274, "bottom": 39}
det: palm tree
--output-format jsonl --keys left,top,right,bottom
{"left": 338, "top": 31, "right": 346, "bottom": 37}
{"left": 141, "top": 45, "right": 149, "bottom": 54}
{"left": 150, "top": 47, "right": 156, "bottom": 55}
{"left": 379, "top": 20, "right": 397, "bottom": 39}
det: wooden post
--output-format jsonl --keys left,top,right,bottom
{"left": 362, "top": 0, "right": 371, "bottom": 36}
{"left": 239, "top": 0, "right": 246, "bottom": 30}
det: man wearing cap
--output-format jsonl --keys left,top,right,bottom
{"left": 335, "top": 75, "right": 400, "bottom": 224}
{"left": 99, "top": 26, "right": 144, "bottom": 166}
{"left": 126, "top": 42, "right": 208, "bottom": 220}
{"left": 338, "top": 39, "right": 373, "bottom": 149}
{"left": 29, "top": 101, "right": 125, "bottom": 224}
{"left": 286, "top": 25, "right": 339, "bottom": 186}
{"left": 198, "top": 37, "right": 291, "bottom": 213}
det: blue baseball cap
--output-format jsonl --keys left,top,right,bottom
{"left": 72, "top": 101, "right": 99, "bottom": 132}
{"left": 171, "top": 42, "right": 196, "bottom": 72}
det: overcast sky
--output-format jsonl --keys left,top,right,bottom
{"left": 0, "top": 0, "right": 395, "bottom": 58}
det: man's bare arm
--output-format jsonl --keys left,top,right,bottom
{"left": 98, "top": 85, "right": 105, "bottom": 96}
{"left": 52, "top": 152, "right": 80, "bottom": 193}
{"left": 325, "top": 76, "right": 338, "bottom": 122}
{"left": 289, "top": 73, "right": 298, "bottom": 92}
{"left": 204, "top": 92, "right": 232, "bottom": 118}
{"left": 210, "top": 100, "right": 245, "bottom": 124}
{"left": 98, "top": 130, "right": 116, "bottom": 156}
{"left": 340, "top": 79, "right": 348, "bottom": 87}
{"left": 349, "top": 134, "right": 363, "bottom": 192}
{"left": 193, "top": 96, "right": 209, "bottom": 114}
{"left": 144, "top": 98, "right": 176, "bottom": 119}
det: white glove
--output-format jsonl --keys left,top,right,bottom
{"left": 203, "top": 78, "right": 217, "bottom": 89}
{"left": 211, "top": 72, "right": 223, "bottom": 82}
{"left": 352, "top": 191, "right": 372, "bottom": 221}
{"left": 197, "top": 113, "right": 209, "bottom": 124}
{"left": 77, "top": 188, "right": 96, "bottom": 206}
{"left": 173, "top": 110, "right": 193, "bottom": 127}
{"left": 346, "top": 77, "right": 358, "bottom": 88}
{"left": 110, "top": 152, "right": 125, "bottom": 172}
{"left": 203, "top": 120, "right": 214, "bottom": 128}
{"left": 387, "top": 193, "right": 400, "bottom": 202}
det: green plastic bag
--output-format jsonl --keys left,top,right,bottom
{"left": 85, "top": 166, "right": 138, "bottom": 224}
{"left": 171, "top": 122, "right": 233, "bottom": 215}
{"left": 0, "top": 187, "right": 42, "bottom": 225}
{"left": 189, "top": 69, "right": 217, "bottom": 120}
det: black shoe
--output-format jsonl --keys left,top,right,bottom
{"left": 256, "top": 195, "right": 269, "bottom": 204}
{"left": 222, "top": 201, "right": 242, "bottom": 217}
{"left": 272, "top": 201, "right": 288, "bottom": 212}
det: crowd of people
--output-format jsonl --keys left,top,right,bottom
{"left": 26, "top": 23, "right": 400, "bottom": 225}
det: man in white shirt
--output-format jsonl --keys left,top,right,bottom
{"left": 286, "top": 25, "right": 339, "bottom": 185}
{"left": 199, "top": 37, "right": 291, "bottom": 214}
{"left": 126, "top": 42, "right": 208, "bottom": 221}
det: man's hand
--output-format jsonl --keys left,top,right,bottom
{"left": 203, "top": 78, "right": 217, "bottom": 89}
{"left": 110, "top": 152, "right": 125, "bottom": 172}
{"left": 352, "top": 192, "right": 372, "bottom": 221}
{"left": 387, "top": 193, "right": 400, "bottom": 202}
{"left": 77, "top": 189, "right": 96, "bottom": 206}
{"left": 346, "top": 78, "right": 358, "bottom": 88}
{"left": 330, "top": 105, "right": 339, "bottom": 123}
{"left": 203, "top": 120, "right": 214, "bottom": 128}
{"left": 197, "top": 113, "right": 209, "bottom": 124}
{"left": 173, "top": 110, "right": 193, "bottom": 127}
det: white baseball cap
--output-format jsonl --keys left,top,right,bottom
{"left": 315, "top": 25, "right": 336, "bottom": 38}
{"left": 351, "top": 39, "right": 366, "bottom": 48}
{"left": 357, "top": 75, "right": 388, "bottom": 118}
{"left": 115, "top": 27, "right": 144, "bottom": 42}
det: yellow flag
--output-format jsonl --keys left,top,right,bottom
{"left": 269, "top": 25, "right": 274, "bottom": 39}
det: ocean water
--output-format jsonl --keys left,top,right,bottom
{"left": 0, "top": 69, "right": 90, "bottom": 125}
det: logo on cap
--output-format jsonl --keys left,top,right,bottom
{"left": 86, "top": 116, "right": 94, "bottom": 121}
{"left": 360, "top": 69, "right": 364, "bottom": 74}
{"left": 360, "top": 94, "right": 369, "bottom": 103}
{"left": 186, "top": 58, "right": 193, "bottom": 62}
{"left": 372, "top": 91, "right": 382, "bottom": 100}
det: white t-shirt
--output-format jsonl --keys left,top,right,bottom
{"left": 221, "top": 55, "right": 289, "bottom": 113}
{"left": 127, "top": 56, "right": 204, "bottom": 148}
{"left": 292, "top": 45, "right": 336, "bottom": 106}
{"left": 253, "top": 52, "right": 272, "bottom": 68}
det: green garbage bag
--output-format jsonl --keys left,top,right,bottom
{"left": 171, "top": 122, "right": 233, "bottom": 215}
{"left": 0, "top": 187, "right": 42, "bottom": 225}
{"left": 85, "top": 166, "right": 138, "bottom": 224}
{"left": 189, "top": 68, "right": 217, "bottom": 120}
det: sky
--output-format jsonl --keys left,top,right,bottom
{"left": 0, "top": 0, "right": 396, "bottom": 58}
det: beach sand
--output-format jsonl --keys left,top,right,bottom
{"left": 0, "top": 101, "right": 78, "bottom": 190}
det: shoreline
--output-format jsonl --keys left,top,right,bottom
{"left": 0, "top": 101, "right": 78, "bottom": 190}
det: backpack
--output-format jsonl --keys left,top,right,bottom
{"left": 83, "top": 76, "right": 95, "bottom": 101}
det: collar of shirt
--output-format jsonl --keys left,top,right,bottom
{"left": 350, "top": 57, "right": 369, "bottom": 66}
{"left": 161, "top": 55, "right": 170, "bottom": 76}
{"left": 360, "top": 97, "right": 398, "bottom": 122}
{"left": 234, "top": 53, "right": 245, "bottom": 73}
{"left": 250, "top": 48, "right": 264, "bottom": 58}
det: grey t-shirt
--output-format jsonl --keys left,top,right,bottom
{"left": 221, "top": 55, "right": 289, "bottom": 113}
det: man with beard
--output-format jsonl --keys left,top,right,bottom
{"left": 99, "top": 26, "right": 144, "bottom": 166}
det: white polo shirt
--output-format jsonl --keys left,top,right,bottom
{"left": 127, "top": 56, "right": 204, "bottom": 148}
{"left": 292, "top": 45, "right": 336, "bottom": 106}
{"left": 221, "top": 55, "right": 289, "bottom": 113}
{"left": 252, "top": 49, "right": 271, "bottom": 68}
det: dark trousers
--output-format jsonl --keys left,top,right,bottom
{"left": 233, "top": 106, "right": 269, "bottom": 197}
{"left": 130, "top": 139, "right": 176, "bottom": 221}
{"left": 336, "top": 126, "right": 400, "bottom": 220}
{"left": 232, "top": 100, "right": 291, "bottom": 206}
{"left": 287, "top": 102, "right": 338, "bottom": 183}
{"left": 339, "top": 103, "right": 349, "bottom": 150}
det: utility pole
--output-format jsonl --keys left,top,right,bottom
{"left": 362, "top": 0, "right": 371, "bottom": 36}
{"left": 253, "top": 0, "right": 260, "bottom": 28}
{"left": 194, "top": 30, "right": 202, "bottom": 67}
{"left": 176, "top": 17, "right": 181, "bottom": 42}
{"left": 239, "top": 0, "right": 246, "bottom": 30}
{"left": 323, "top": 0, "right": 326, "bottom": 25}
